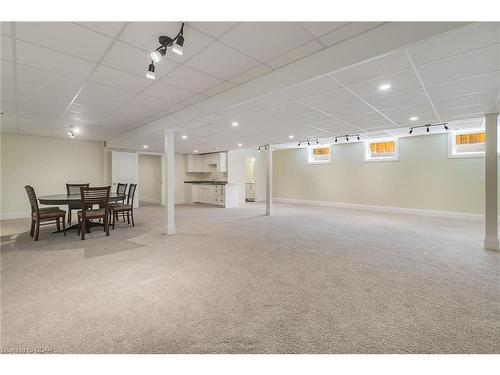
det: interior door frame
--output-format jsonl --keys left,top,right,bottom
{"left": 137, "top": 151, "right": 165, "bottom": 206}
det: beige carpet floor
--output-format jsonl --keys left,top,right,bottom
{"left": 1, "top": 202, "right": 499, "bottom": 353}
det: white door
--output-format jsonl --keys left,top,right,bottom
{"left": 112, "top": 151, "right": 139, "bottom": 208}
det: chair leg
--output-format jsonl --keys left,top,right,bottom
{"left": 30, "top": 218, "right": 35, "bottom": 237}
{"left": 127, "top": 211, "right": 130, "bottom": 224}
{"left": 105, "top": 214, "right": 110, "bottom": 236}
{"left": 68, "top": 209, "right": 72, "bottom": 225}
{"left": 122, "top": 211, "right": 126, "bottom": 222}
{"left": 62, "top": 215, "right": 66, "bottom": 236}
{"left": 34, "top": 220, "right": 40, "bottom": 241}
{"left": 112, "top": 211, "right": 116, "bottom": 230}
{"left": 81, "top": 218, "right": 86, "bottom": 240}
{"left": 56, "top": 217, "right": 61, "bottom": 231}
{"left": 131, "top": 210, "right": 135, "bottom": 227}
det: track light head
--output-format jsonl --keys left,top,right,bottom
{"left": 316, "top": 139, "right": 319, "bottom": 145}
{"left": 150, "top": 48, "right": 166, "bottom": 63}
{"left": 172, "top": 35, "right": 184, "bottom": 56}
{"left": 357, "top": 135, "right": 360, "bottom": 141}
{"left": 346, "top": 136, "right": 349, "bottom": 142}
{"left": 146, "top": 63, "right": 156, "bottom": 80}
{"left": 298, "top": 142, "right": 301, "bottom": 147}
{"left": 426, "top": 126, "right": 430, "bottom": 133}
{"left": 409, "top": 128, "right": 413, "bottom": 134}
{"left": 335, "top": 137, "right": 337, "bottom": 143}
{"left": 307, "top": 141, "right": 310, "bottom": 146}
{"left": 444, "top": 124, "right": 449, "bottom": 131}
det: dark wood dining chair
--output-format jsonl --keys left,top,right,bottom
{"left": 25, "top": 185, "right": 66, "bottom": 241}
{"left": 77, "top": 186, "right": 111, "bottom": 240}
{"left": 108, "top": 183, "right": 128, "bottom": 222}
{"left": 111, "top": 183, "right": 137, "bottom": 229}
{"left": 66, "top": 183, "right": 89, "bottom": 225}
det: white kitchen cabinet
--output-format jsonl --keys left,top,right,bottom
{"left": 245, "top": 182, "right": 255, "bottom": 201}
{"left": 217, "top": 152, "right": 227, "bottom": 172}
{"left": 201, "top": 154, "right": 211, "bottom": 172}
{"left": 186, "top": 154, "right": 203, "bottom": 172}
{"left": 184, "top": 183, "right": 238, "bottom": 207}
{"left": 186, "top": 152, "right": 226, "bottom": 173}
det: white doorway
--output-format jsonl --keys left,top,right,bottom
{"left": 138, "top": 154, "right": 162, "bottom": 206}
{"left": 244, "top": 156, "right": 256, "bottom": 202}
{"left": 111, "top": 151, "right": 139, "bottom": 208}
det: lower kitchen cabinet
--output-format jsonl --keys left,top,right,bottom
{"left": 185, "top": 183, "right": 238, "bottom": 208}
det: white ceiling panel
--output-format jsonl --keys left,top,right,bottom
{"left": 229, "top": 64, "right": 272, "bottom": 85}
{"left": 367, "top": 88, "right": 431, "bottom": 111}
{"left": 288, "top": 111, "right": 331, "bottom": 124}
{"left": 190, "top": 22, "right": 238, "bottom": 38}
{"left": 1, "top": 22, "right": 12, "bottom": 36}
{"left": 90, "top": 65, "right": 152, "bottom": 92}
{"left": 77, "top": 22, "right": 125, "bottom": 37}
{"left": 301, "top": 22, "right": 349, "bottom": 37}
{"left": 102, "top": 41, "right": 177, "bottom": 79}
{"left": 78, "top": 82, "right": 136, "bottom": 104}
{"left": 427, "top": 71, "right": 500, "bottom": 101}
{"left": 220, "top": 22, "right": 314, "bottom": 63}
{"left": 1, "top": 35, "right": 13, "bottom": 61}
{"left": 267, "top": 40, "right": 324, "bottom": 69}
{"left": 16, "top": 22, "right": 113, "bottom": 62}
{"left": 358, "top": 118, "right": 396, "bottom": 130}
{"left": 348, "top": 69, "right": 422, "bottom": 100}
{"left": 281, "top": 74, "right": 341, "bottom": 99}
{"left": 1, "top": 60, "right": 15, "bottom": 79}
{"left": 203, "top": 81, "right": 235, "bottom": 96}
{"left": 15, "top": 64, "right": 84, "bottom": 92}
{"left": 300, "top": 87, "right": 359, "bottom": 110}
{"left": 245, "top": 92, "right": 291, "bottom": 110}
{"left": 434, "top": 90, "right": 500, "bottom": 111}
{"left": 174, "top": 119, "right": 208, "bottom": 130}
{"left": 408, "top": 23, "right": 500, "bottom": 66}
{"left": 185, "top": 41, "right": 260, "bottom": 80}
{"left": 129, "top": 94, "right": 175, "bottom": 112}
{"left": 333, "top": 50, "right": 412, "bottom": 85}
{"left": 142, "top": 81, "right": 195, "bottom": 103}
{"left": 264, "top": 100, "right": 314, "bottom": 119}
{"left": 319, "top": 22, "right": 383, "bottom": 47}
{"left": 197, "top": 112, "right": 225, "bottom": 124}
{"left": 440, "top": 103, "right": 497, "bottom": 120}
{"left": 161, "top": 65, "right": 222, "bottom": 92}
{"left": 306, "top": 118, "right": 360, "bottom": 134}
{"left": 417, "top": 44, "right": 500, "bottom": 86}
{"left": 16, "top": 40, "right": 96, "bottom": 80}
{"left": 381, "top": 106, "right": 438, "bottom": 127}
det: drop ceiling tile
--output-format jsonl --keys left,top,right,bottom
{"left": 203, "top": 81, "right": 235, "bottom": 96}
{"left": 381, "top": 106, "right": 438, "bottom": 126}
{"left": 348, "top": 69, "right": 422, "bottom": 100}
{"left": 261, "top": 101, "right": 313, "bottom": 119}
{"left": 245, "top": 92, "right": 291, "bottom": 110}
{"left": 307, "top": 118, "right": 359, "bottom": 134}
{"left": 178, "top": 93, "right": 209, "bottom": 108}
{"left": 434, "top": 90, "right": 499, "bottom": 111}
{"left": 281, "top": 75, "right": 342, "bottom": 99}
{"left": 16, "top": 40, "right": 95, "bottom": 80}
{"left": 174, "top": 119, "right": 207, "bottom": 130}
{"left": 319, "top": 22, "right": 383, "bottom": 47}
{"left": 77, "top": 22, "right": 126, "bottom": 37}
{"left": 409, "top": 23, "right": 500, "bottom": 66}
{"left": 1, "top": 60, "right": 14, "bottom": 79}
{"left": 1, "top": 78, "right": 16, "bottom": 93}
{"left": 324, "top": 101, "right": 373, "bottom": 116}
{"left": 16, "top": 22, "right": 113, "bottom": 62}
{"left": 141, "top": 81, "right": 195, "bottom": 103}
{"left": 427, "top": 71, "right": 500, "bottom": 101}
{"left": 300, "top": 87, "right": 359, "bottom": 110}
{"left": 185, "top": 41, "right": 260, "bottom": 81}
{"left": 440, "top": 103, "right": 497, "bottom": 120}
{"left": 230, "top": 64, "right": 272, "bottom": 85}
{"left": 197, "top": 112, "right": 225, "bottom": 123}
{"left": 90, "top": 65, "right": 152, "bottom": 92}
{"left": 267, "top": 40, "right": 324, "bottom": 69}
{"left": 221, "top": 102, "right": 256, "bottom": 117}
{"left": 367, "top": 88, "right": 430, "bottom": 111}
{"left": 333, "top": 50, "right": 412, "bottom": 86}
{"left": 220, "top": 22, "right": 314, "bottom": 62}
{"left": 1, "top": 35, "right": 13, "bottom": 61}
{"left": 129, "top": 94, "right": 175, "bottom": 111}
{"left": 102, "top": 41, "right": 177, "bottom": 79}
{"left": 120, "top": 22, "right": 213, "bottom": 63}
{"left": 190, "top": 22, "right": 238, "bottom": 38}
{"left": 1, "top": 89, "right": 16, "bottom": 102}
{"left": 161, "top": 65, "right": 222, "bottom": 92}
{"left": 1, "top": 22, "right": 12, "bottom": 36}
{"left": 417, "top": 44, "right": 500, "bottom": 86}
{"left": 358, "top": 118, "right": 396, "bottom": 130}
{"left": 301, "top": 22, "right": 349, "bottom": 37}
{"left": 16, "top": 64, "right": 84, "bottom": 92}
{"left": 288, "top": 111, "right": 331, "bottom": 124}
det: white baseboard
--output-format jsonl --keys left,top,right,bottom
{"left": 274, "top": 197, "right": 485, "bottom": 221}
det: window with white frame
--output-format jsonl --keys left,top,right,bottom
{"left": 364, "top": 139, "right": 399, "bottom": 162}
{"left": 448, "top": 128, "right": 488, "bottom": 158}
{"left": 308, "top": 145, "right": 331, "bottom": 164}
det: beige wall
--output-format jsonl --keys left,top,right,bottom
{"left": 273, "top": 133, "right": 497, "bottom": 214}
{"left": 138, "top": 154, "right": 162, "bottom": 204}
{"left": 1, "top": 133, "right": 105, "bottom": 218}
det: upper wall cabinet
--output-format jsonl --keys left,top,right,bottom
{"left": 185, "top": 152, "right": 227, "bottom": 173}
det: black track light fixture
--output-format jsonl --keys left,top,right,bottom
{"left": 409, "top": 128, "right": 413, "bottom": 134}
{"left": 426, "top": 125, "right": 430, "bottom": 133}
{"left": 316, "top": 139, "right": 320, "bottom": 145}
{"left": 298, "top": 141, "right": 301, "bottom": 147}
{"left": 335, "top": 137, "right": 338, "bottom": 143}
{"left": 346, "top": 136, "right": 349, "bottom": 142}
{"left": 146, "top": 23, "right": 185, "bottom": 79}
{"left": 307, "top": 141, "right": 311, "bottom": 146}
{"left": 357, "top": 135, "right": 360, "bottom": 141}
{"left": 444, "top": 124, "right": 449, "bottom": 131}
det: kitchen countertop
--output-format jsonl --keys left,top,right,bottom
{"left": 184, "top": 181, "right": 228, "bottom": 185}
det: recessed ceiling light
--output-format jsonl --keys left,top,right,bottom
{"left": 181, "top": 135, "right": 188, "bottom": 139}
{"left": 238, "top": 143, "right": 242, "bottom": 147}
{"left": 409, "top": 116, "right": 419, "bottom": 121}
{"left": 143, "top": 145, "right": 149, "bottom": 149}
{"left": 231, "top": 121, "right": 239, "bottom": 127}
{"left": 67, "top": 131, "right": 73, "bottom": 136}
{"left": 288, "top": 135, "right": 294, "bottom": 139}
{"left": 378, "top": 83, "right": 391, "bottom": 91}
{"left": 194, "top": 150, "right": 198, "bottom": 153}
{"left": 73, "top": 127, "right": 80, "bottom": 133}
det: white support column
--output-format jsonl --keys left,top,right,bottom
{"left": 484, "top": 113, "right": 499, "bottom": 250}
{"left": 266, "top": 144, "right": 273, "bottom": 216}
{"left": 163, "top": 128, "right": 176, "bottom": 235}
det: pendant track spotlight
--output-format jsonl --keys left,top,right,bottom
{"left": 335, "top": 137, "right": 338, "bottom": 143}
{"left": 357, "top": 135, "right": 360, "bottom": 141}
{"left": 444, "top": 124, "right": 449, "bottom": 131}
{"left": 146, "top": 23, "right": 185, "bottom": 78}
{"left": 426, "top": 125, "right": 430, "bottom": 133}
{"left": 346, "top": 136, "right": 349, "bottom": 142}
{"left": 409, "top": 128, "right": 413, "bottom": 134}
{"left": 408, "top": 122, "right": 448, "bottom": 134}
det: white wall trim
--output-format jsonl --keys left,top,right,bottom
{"left": 274, "top": 197, "right": 485, "bottom": 221}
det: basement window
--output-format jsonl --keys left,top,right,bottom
{"left": 308, "top": 146, "right": 331, "bottom": 164}
{"left": 448, "top": 129, "right": 486, "bottom": 158}
{"left": 364, "top": 139, "right": 399, "bottom": 162}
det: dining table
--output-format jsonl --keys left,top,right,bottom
{"left": 38, "top": 193, "right": 126, "bottom": 233}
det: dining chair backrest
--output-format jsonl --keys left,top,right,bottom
{"left": 25, "top": 185, "right": 39, "bottom": 215}
{"left": 66, "top": 183, "right": 89, "bottom": 196}
{"left": 126, "top": 184, "right": 137, "bottom": 206}
{"left": 117, "top": 183, "right": 128, "bottom": 196}
{"left": 80, "top": 186, "right": 111, "bottom": 210}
